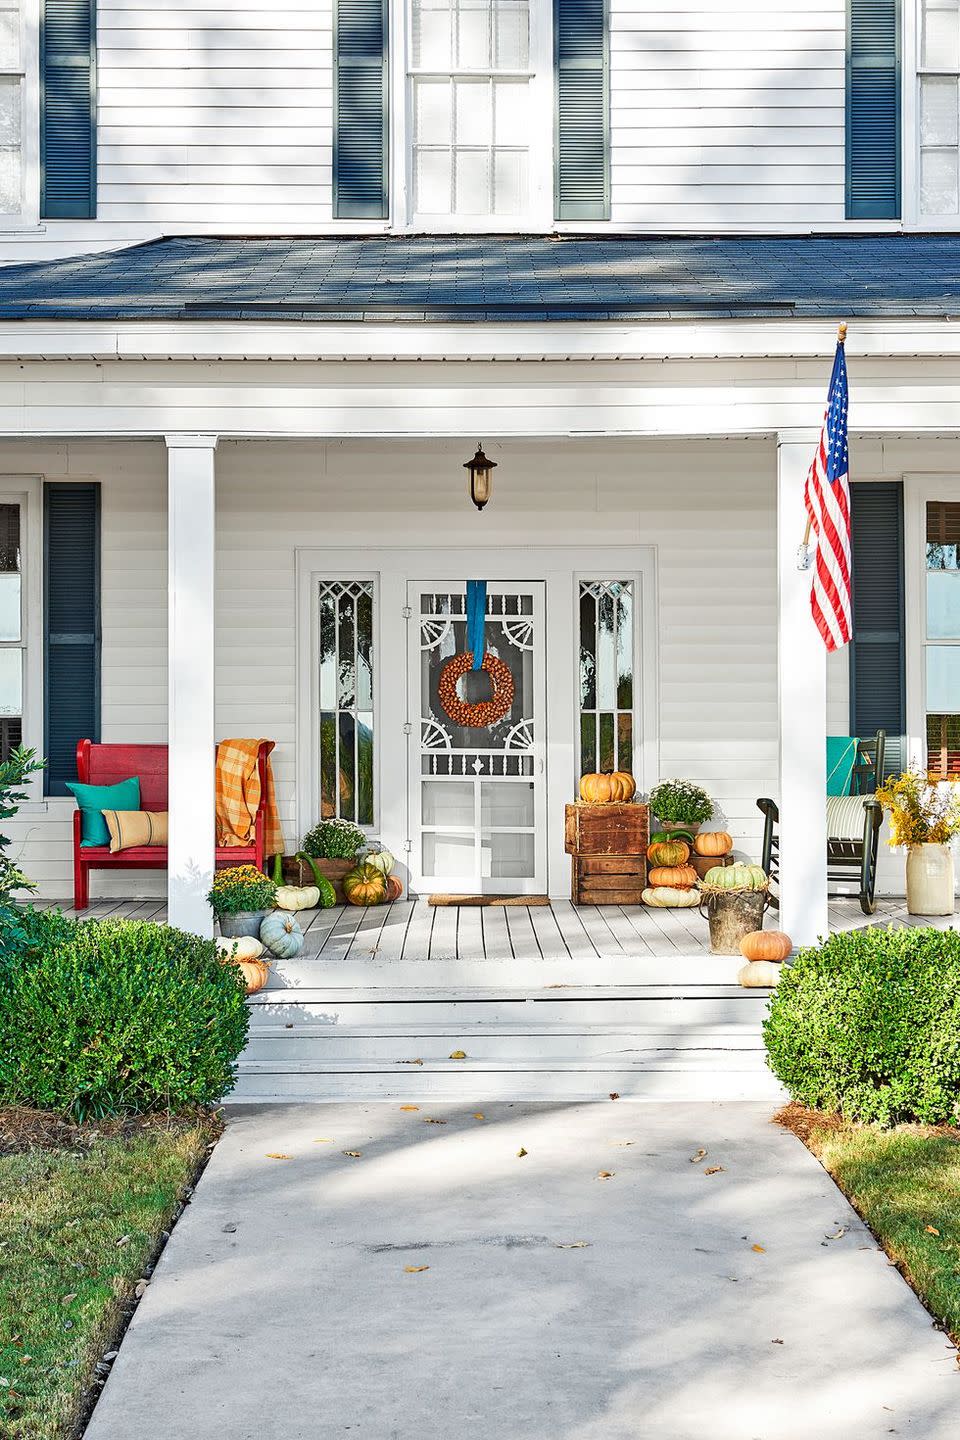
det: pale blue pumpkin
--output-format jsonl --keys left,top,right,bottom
{"left": 259, "top": 910, "right": 304, "bottom": 958}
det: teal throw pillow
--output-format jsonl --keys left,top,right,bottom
{"left": 825, "top": 737, "right": 858, "bottom": 798}
{"left": 66, "top": 776, "right": 141, "bottom": 846}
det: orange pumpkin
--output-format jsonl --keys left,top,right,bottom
{"left": 579, "top": 772, "right": 618, "bottom": 804}
{"left": 384, "top": 874, "right": 403, "bottom": 903}
{"left": 611, "top": 771, "right": 636, "bottom": 802}
{"left": 693, "top": 831, "right": 734, "bottom": 857}
{"left": 647, "top": 863, "right": 698, "bottom": 889}
{"left": 233, "top": 957, "right": 271, "bottom": 995}
{"left": 739, "top": 930, "right": 792, "bottom": 963}
{"left": 646, "top": 839, "right": 690, "bottom": 867}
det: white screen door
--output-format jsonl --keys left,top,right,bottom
{"left": 408, "top": 579, "right": 546, "bottom": 894}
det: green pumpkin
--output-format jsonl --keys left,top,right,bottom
{"left": 703, "top": 862, "right": 767, "bottom": 891}
{"left": 649, "top": 829, "right": 695, "bottom": 846}
{"left": 294, "top": 852, "right": 339, "bottom": 909}
{"left": 364, "top": 847, "right": 395, "bottom": 877}
{"left": 259, "top": 911, "right": 305, "bottom": 958}
{"left": 343, "top": 862, "right": 388, "bottom": 906}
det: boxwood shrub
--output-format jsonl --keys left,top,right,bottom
{"left": 764, "top": 926, "right": 960, "bottom": 1125}
{"left": 0, "top": 913, "right": 249, "bottom": 1119}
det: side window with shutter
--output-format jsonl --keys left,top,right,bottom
{"left": 44, "top": 483, "right": 100, "bottom": 796}
{"left": 554, "top": 0, "right": 609, "bottom": 221}
{"left": 334, "top": 0, "right": 389, "bottom": 219}
{"left": 41, "top": 0, "right": 97, "bottom": 219}
{"left": 849, "top": 481, "right": 905, "bottom": 777}
{"left": 846, "top": 0, "right": 900, "bottom": 219}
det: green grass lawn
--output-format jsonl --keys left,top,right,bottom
{"left": 779, "top": 1104, "right": 960, "bottom": 1344}
{"left": 0, "top": 1110, "right": 219, "bottom": 1440}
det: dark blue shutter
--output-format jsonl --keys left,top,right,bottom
{"left": 846, "top": 0, "right": 900, "bottom": 219}
{"left": 44, "top": 484, "right": 100, "bottom": 796}
{"left": 41, "top": 0, "right": 97, "bottom": 219}
{"left": 334, "top": 0, "right": 388, "bottom": 219}
{"left": 555, "top": 0, "right": 609, "bottom": 221}
{"left": 849, "top": 481, "right": 905, "bottom": 778}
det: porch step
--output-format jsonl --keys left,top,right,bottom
{"left": 230, "top": 986, "right": 782, "bottom": 1103}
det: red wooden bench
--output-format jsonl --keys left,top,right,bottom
{"left": 73, "top": 739, "right": 270, "bottom": 910}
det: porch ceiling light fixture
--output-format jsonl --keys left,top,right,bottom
{"left": 464, "top": 444, "right": 497, "bottom": 511}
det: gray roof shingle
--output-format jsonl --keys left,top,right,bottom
{"left": 0, "top": 234, "right": 958, "bottom": 321}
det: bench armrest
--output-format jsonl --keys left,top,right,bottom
{"left": 756, "top": 797, "right": 779, "bottom": 822}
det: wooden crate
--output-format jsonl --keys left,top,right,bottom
{"left": 571, "top": 854, "right": 646, "bottom": 906}
{"left": 564, "top": 802, "right": 649, "bottom": 858}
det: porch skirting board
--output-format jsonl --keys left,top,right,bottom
{"left": 428, "top": 895, "right": 551, "bottom": 907}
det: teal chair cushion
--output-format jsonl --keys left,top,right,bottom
{"left": 826, "top": 736, "right": 858, "bottom": 797}
{"left": 66, "top": 776, "right": 141, "bottom": 846}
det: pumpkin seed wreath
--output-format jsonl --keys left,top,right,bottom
{"left": 438, "top": 651, "right": 514, "bottom": 729}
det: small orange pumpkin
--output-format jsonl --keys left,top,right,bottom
{"left": 693, "top": 831, "right": 734, "bottom": 857}
{"left": 233, "top": 957, "right": 271, "bottom": 995}
{"left": 647, "top": 839, "right": 690, "bottom": 867}
{"left": 384, "top": 874, "right": 403, "bottom": 903}
{"left": 579, "top": 772, "right": 618, "bottom": 804}
{"left": 739, "top": 930, "right": 792, "bottom": 963}
{"left": 647, "top": 863, "right": 698, "bottom": 889}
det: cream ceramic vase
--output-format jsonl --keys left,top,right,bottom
{"left": 905, "top": 843, "right": 956, "bottom": 917}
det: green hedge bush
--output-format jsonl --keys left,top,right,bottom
{"left": 0, "top": 913, "right": 249, "bottom": 1119}
{"left": 764, "top": 926, "right": 960, "bottom": 1125}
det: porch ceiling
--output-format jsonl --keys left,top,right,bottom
{"left": 1, "top": 234, "right": 959, "bottom": 323}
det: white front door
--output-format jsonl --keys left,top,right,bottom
{"left": 408, "top": 579, "right": 547, "bottom": 895}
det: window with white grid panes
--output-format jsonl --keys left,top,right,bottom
{"left": 0, "top": 2, "right": 22, "bottom": 214}
{"left": 920, "top": 0, "right": 960, "bottom": 215}
{"left": 410, "top": 0, "right": 531, "bottom": 218}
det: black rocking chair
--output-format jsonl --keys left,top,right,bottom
{"left": 757, "top": 730, "right": 886, "bottom": 917}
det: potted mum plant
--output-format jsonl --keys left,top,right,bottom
{"left": 286, "top": 818, "right": 366, "bottom": 904}
{"left": 208, "top": 864, "right": 278, "bottom": 937}
{"left": 648, "top": 778, "right": 713, "bottom": 836}
{"left": 876, "top": 768, "right": 960, "bottom": 916}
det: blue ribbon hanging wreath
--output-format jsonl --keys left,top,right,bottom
{"left": 466, "top": 579, "right": 487, "bottom": 669}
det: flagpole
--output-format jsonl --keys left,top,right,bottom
{"left": 797, "top": 322, "right": 847, "bottom": 570}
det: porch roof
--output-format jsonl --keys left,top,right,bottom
{"left": 0, "top": 234, "right": 959, "bottom": 322}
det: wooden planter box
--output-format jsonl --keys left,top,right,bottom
{"left": 281, "top": 855, "right": 351, "bottom": 904}
{"left": 564, "top": 802, "right": 650, "bottom": 905}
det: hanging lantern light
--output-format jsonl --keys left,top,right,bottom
{"left": 464, "top": 444, "right": 496, "bottom": 511}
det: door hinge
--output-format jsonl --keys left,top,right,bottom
{"left": 402, "top": 605, "right": 412, "bottom": 619}
{"left": 403, "top": 839, "right": 413, "bottom": 853}
{"left": 403, "top": 722, "right": 413, "bottom": 735}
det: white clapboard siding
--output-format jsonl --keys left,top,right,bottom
{"left": 609, "top": 0, "right": 846, "bottom": 225}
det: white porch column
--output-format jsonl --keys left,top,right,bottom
{"left": 166, "top": 435, "right": 218, "bottom": 937}
{"left": 777, "top": 433, "right": 829, "bottom": 946}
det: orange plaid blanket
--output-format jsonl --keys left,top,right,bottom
{"left": 216, "top": 739, "right": 284, "bottom": 858}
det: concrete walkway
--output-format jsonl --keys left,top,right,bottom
{"left": 87, "top": 1104, "right": 958, "bottom": 1440}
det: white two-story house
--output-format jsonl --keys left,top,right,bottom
{"left": 0, "top": 0, "right": 956, "bottom": 949}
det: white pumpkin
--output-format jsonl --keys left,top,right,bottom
{"left": 641, "top": 886, "right": 700, "bottom": 909}
{"left": 215, "top": 934, "right": 264, "bottom": 961}
{"left": 737, "top": 959, "right": 782, "bottom": 988}
{"left": 365, "top": 849, "right": 395, "bottom": 877}
{"left": 274, "top": 884, "right": 321, "bottom": 912}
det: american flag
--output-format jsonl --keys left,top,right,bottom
{"left": 804, "top": 336, "right": 852, "bottom": 651}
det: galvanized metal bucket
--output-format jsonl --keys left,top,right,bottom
{"left": 699, "top": 889, "right": 769, "bottom": 955}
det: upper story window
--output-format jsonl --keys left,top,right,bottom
{"left": 0, "top": 0, "right": 22, "bottom": 214}
{"left": 919, "top": 0, "right": 960, "bottom": 214}
{"left": 410, "top": 0, "right": 534, "bottom": 220}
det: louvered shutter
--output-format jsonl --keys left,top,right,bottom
{"left": 44, "top": 484, "right": 100, "bottom": 795}
{"left": 849, "top": 481, "right": 905, "bottom": 778}
{"left": 41, "top": 0, "right": 97, "bottom": 219}
{"left": 846, "top": 0, "right": 900, "bottom": 219}
{"left": 334, "top": 0, "right": 388, "bottom": 219}
{"left": 554, "top": 0, "right": 609, "bottom": 221}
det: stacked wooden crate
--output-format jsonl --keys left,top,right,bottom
{"left": 564, "top": 802, "right": 650, "bottom": 905}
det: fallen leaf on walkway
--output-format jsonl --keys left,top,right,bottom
{"left": 611, "top": 1140, "right": 634, "bottom": 1147}
{"left": 751, "top": 1244, "right": 766, "bottom": 1254}
{"left": 400, "top": 1105, "right": 419, "bottom": 1112}
{"left": 313, "top": 1138, "right": 334, "bottom": 1144}
{"left": 404, "top": 1266, "right": 430, "bottom": 1274}
{"left": 473, "top": 1113, "right": 486, "bottom": 1121}
{"left": 690, "top": 1148, "right": 707, "bottom": 1164}
{"left": 596, "top": 1171, "right": 614, "bottom": 1180}
{"left": 555, "top": 1241, "right": 590, "bottom": 1249}
{"left": 449, "top": 1050, "right": 467, "bottom": 1060}
{"left": 343, "top": 1150, "right": 362, "bottom": 1158}
{"left": 265, "top": 1153, "right": 291, "bottom": 1160}
{"left": 424, "top": 1118, "right": 447, "bottom": 1125}
{"left": 824, "top": 1227, "right": 848, "bottom": 1241}
{"left": 517, "top": 1148, "right": 528, "bottom": 1157}
{"left": 609, "top": 1092, "right": 620, "bottom": 1100}
{"left": 926, "top": 1225, "right": 941, "bottom": 1236}
{"left": 771, "top": 1338, "right": 783, "bottom": 1345}
{"left": 401, "top": 1058, "right": 424, "bottom": 1066}
{"left": 704, "top": 1166, "right": 725, "bottom": 1176}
